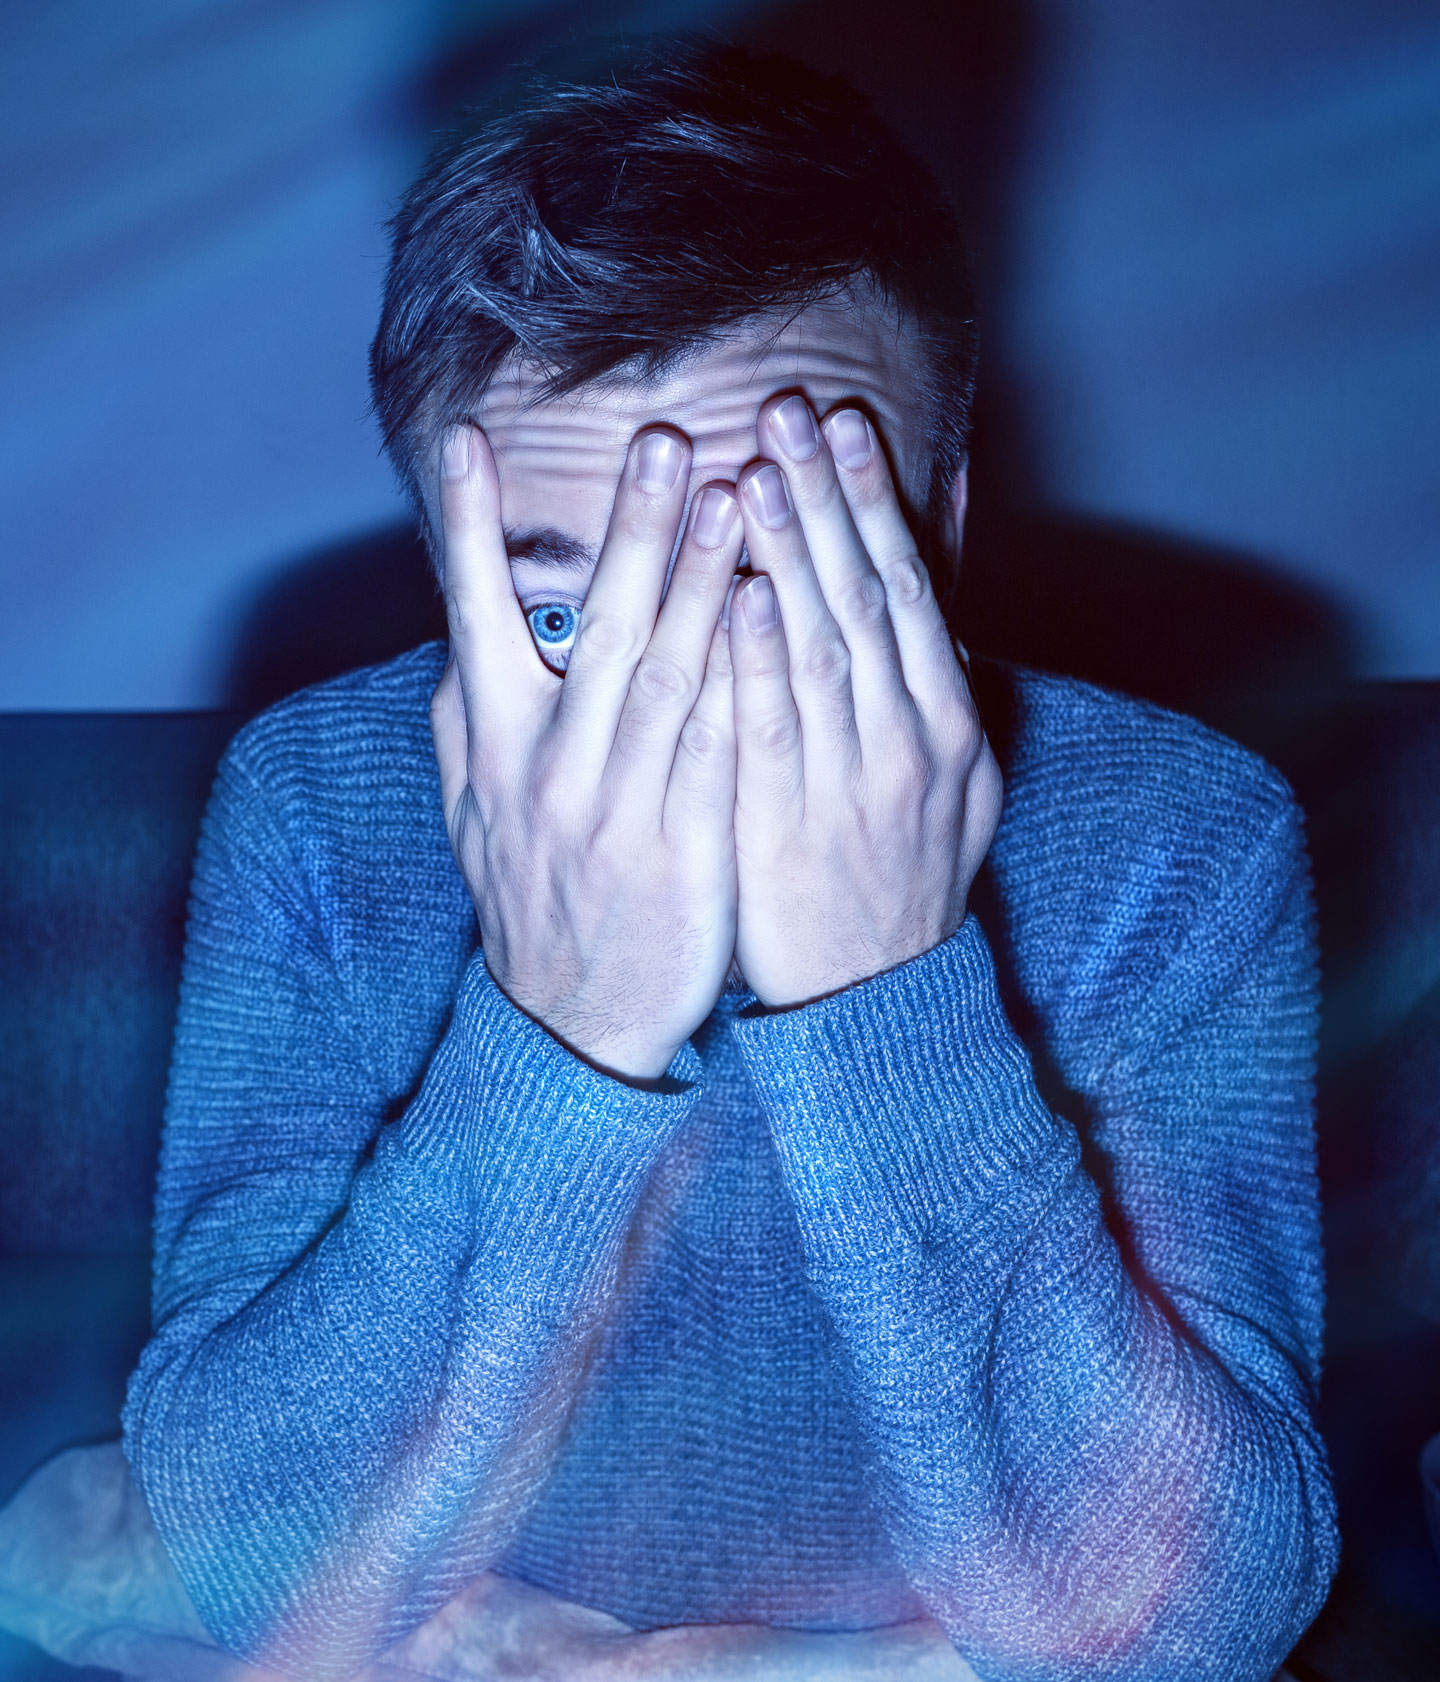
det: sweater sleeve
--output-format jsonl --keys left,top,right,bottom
{"left": 729, "top": 798, "right": 1337, "bottom": 1682}
{"left": 121, "top": 743, "right": 702, "bottom": 1679}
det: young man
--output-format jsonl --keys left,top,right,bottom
{"left": 122, "top": 42, "right": 1337, "bottom": 1682}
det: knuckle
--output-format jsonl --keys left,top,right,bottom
{"left": 975, "top": 744, "right": 1005, "bottom": 814}
{"left": 887, "top": 731, "right": 932, "bottom": 788}
{"left": 679, "top": 710, "right": 724, "bottom": 759}
{"left": 882, "top": 556, "right": 928, "bottom": 607}
{"left": 901, "top": 751, "right": 933, "bottom": 793}
{"left": 930, "top": 724, "right": 967, "bottom": 776}
{"left": 840, "top": 570, "right": 889, "bottom": 627}
{"left": 800, "top": 634, "right": 851, "bottom": 687}
{"left": 937, "top": 722, "right": 980, "bottom": 782}
{"left": 575, "top": 612, "right": 637, "bottom": 664}
{"left": 528, "top": 754, "right": 571, "bottom": 818}
{"left": 632, "top": 651, "right": 694, "bottom": 707}
{"left": 945, "top": 696, "right": 982, "bottom": 757}
{"left": 588, "top": 806, "right": 627, "bottom": 858}
{"left": 754, "top": 712, "right": 801, "bottom": 756}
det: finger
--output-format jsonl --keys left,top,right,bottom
{"left": 664, "top": 609, "right": 737, "bottom": 833}
{"left": 820, "top": 406, "right": 968, "bottom": 722}
{"left": 609, "top": 482, "right": 743, "bottom": 800}
{"left": 438, "top": 424, "right": 553, "bottom": 752}
{"left": 737, "top": 461, "right": 859, "bottom": 779}
{"left": 551, "top": 426, "right": 691, "bottom": 776}
{"left": 760, "top": 394, "right": 912, "bottom": 726}
{"left": 959, "top": 731, "right": 1005, "bottom": 886}
{"left": 429, "top": 655, "right": 469, "bottom": 830}
{"left": 729, "top": 572, "right": 806, "bottom": 822}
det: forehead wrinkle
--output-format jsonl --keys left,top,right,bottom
{"left": 474, "top": 298, "right": 931, "bottom": 543}
{"left": 481, "top": 301, "right": 918, "bottom": 440}
{"left": 622, "top": 337, "right": 910, "bottom": 425}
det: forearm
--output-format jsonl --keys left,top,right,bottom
{"left": 810, "top": 1163, "right": 1335, "bottom": 1680}
{"left": 734, "top": 913, "right": 1337, "bottom": 1681}
{"left": 124, "top": 952, "right": 700, "bottom": 1679}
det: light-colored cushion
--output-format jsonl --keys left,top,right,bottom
{"left": 0, "top": 1441, "right": 284, "bottom": 1681}
{"left": 0, "top": 1443, "right": 981, "bottom": 1681}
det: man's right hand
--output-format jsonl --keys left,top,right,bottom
{"left": 430, "top": 422, "right": 744, "bottom": 1082}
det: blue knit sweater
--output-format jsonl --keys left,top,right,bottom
{"left": 122, "top": 642, "right": 1337, "bottom": 1681}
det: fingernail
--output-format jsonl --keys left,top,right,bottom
{"left": 692, "top": 486, "right": 738, "bottom": 548}
{"left": 636, "top": 431, "right": 683, "bottom": 492}
{"left": 719, "top": 571, "right": 741, "bottom": 630}
{"left": 442, "top": 425, "right": 471, "bottom": 479}
{"left": 823, "top": 409, "right": 872, "bottom": 470}
{"left": 741, "top": 573, "right": 777, "bottom": 631}
{"left": 743, "top": 464, "right": 791, "bottom": 529}
{"left": 772, "top": 396, "right": 819, "bottom": 461}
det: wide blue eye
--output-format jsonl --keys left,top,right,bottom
{"left": 525, "top": 601, "right": 579, "bottom": 670}
{"left": 529, "top": 602, "right": 576, "bottom": 644}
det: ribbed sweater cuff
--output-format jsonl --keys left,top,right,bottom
{"left": 730, "top": 914, "right": 1064, "bottom": 1266}
{"left": 369, "top": 947, "right": 703, "bottom": 1305}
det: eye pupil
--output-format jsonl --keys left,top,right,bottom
{"left": 529, "top": 602, "right": 577, "bottom": 645}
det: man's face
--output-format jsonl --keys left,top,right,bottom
{"left": 427, "top": 293, "right": 959, "bottom": 998}
{"left": 428, "top": 293, "right": 942, "bottom": 674}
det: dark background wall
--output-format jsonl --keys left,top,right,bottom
{"left": 1, "top": 0, "right": 1436, "bottom": 709}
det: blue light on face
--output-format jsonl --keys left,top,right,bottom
{"left": 526, "top": 601, "right": 579, "bottom": 672}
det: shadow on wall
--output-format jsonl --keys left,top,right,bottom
{"left": 956, "top": 481, "right": 1355, "bottom": 759}
{"left": 223, "top": 524, "right": 445, "bottom": 716}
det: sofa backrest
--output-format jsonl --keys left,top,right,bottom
{"left": 0, "top": 713, "right": 242, "bottom": 1258}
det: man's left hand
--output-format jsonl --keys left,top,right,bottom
{"left": 727, "top": 395, "right": 1002, "bottom": 1009}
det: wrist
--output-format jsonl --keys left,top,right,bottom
{"left": 568, "top": 1035, "right": 685, "bottom": 1087}
{"left": 744, "top": 916, "right": 965, "bottom": 1013}
{"left": 534, "top": 1004, "right": 683, "bottom": 1086}
{"left": 484, "top": 956, "right": 695, "bottom": 1085}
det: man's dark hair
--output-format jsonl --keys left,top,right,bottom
{"left": 370, "top": 38, "right": 978, "bottom": 594}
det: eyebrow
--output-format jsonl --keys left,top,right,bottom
{"left": 504, "top": 526, "right": 597, "bottom": 576}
